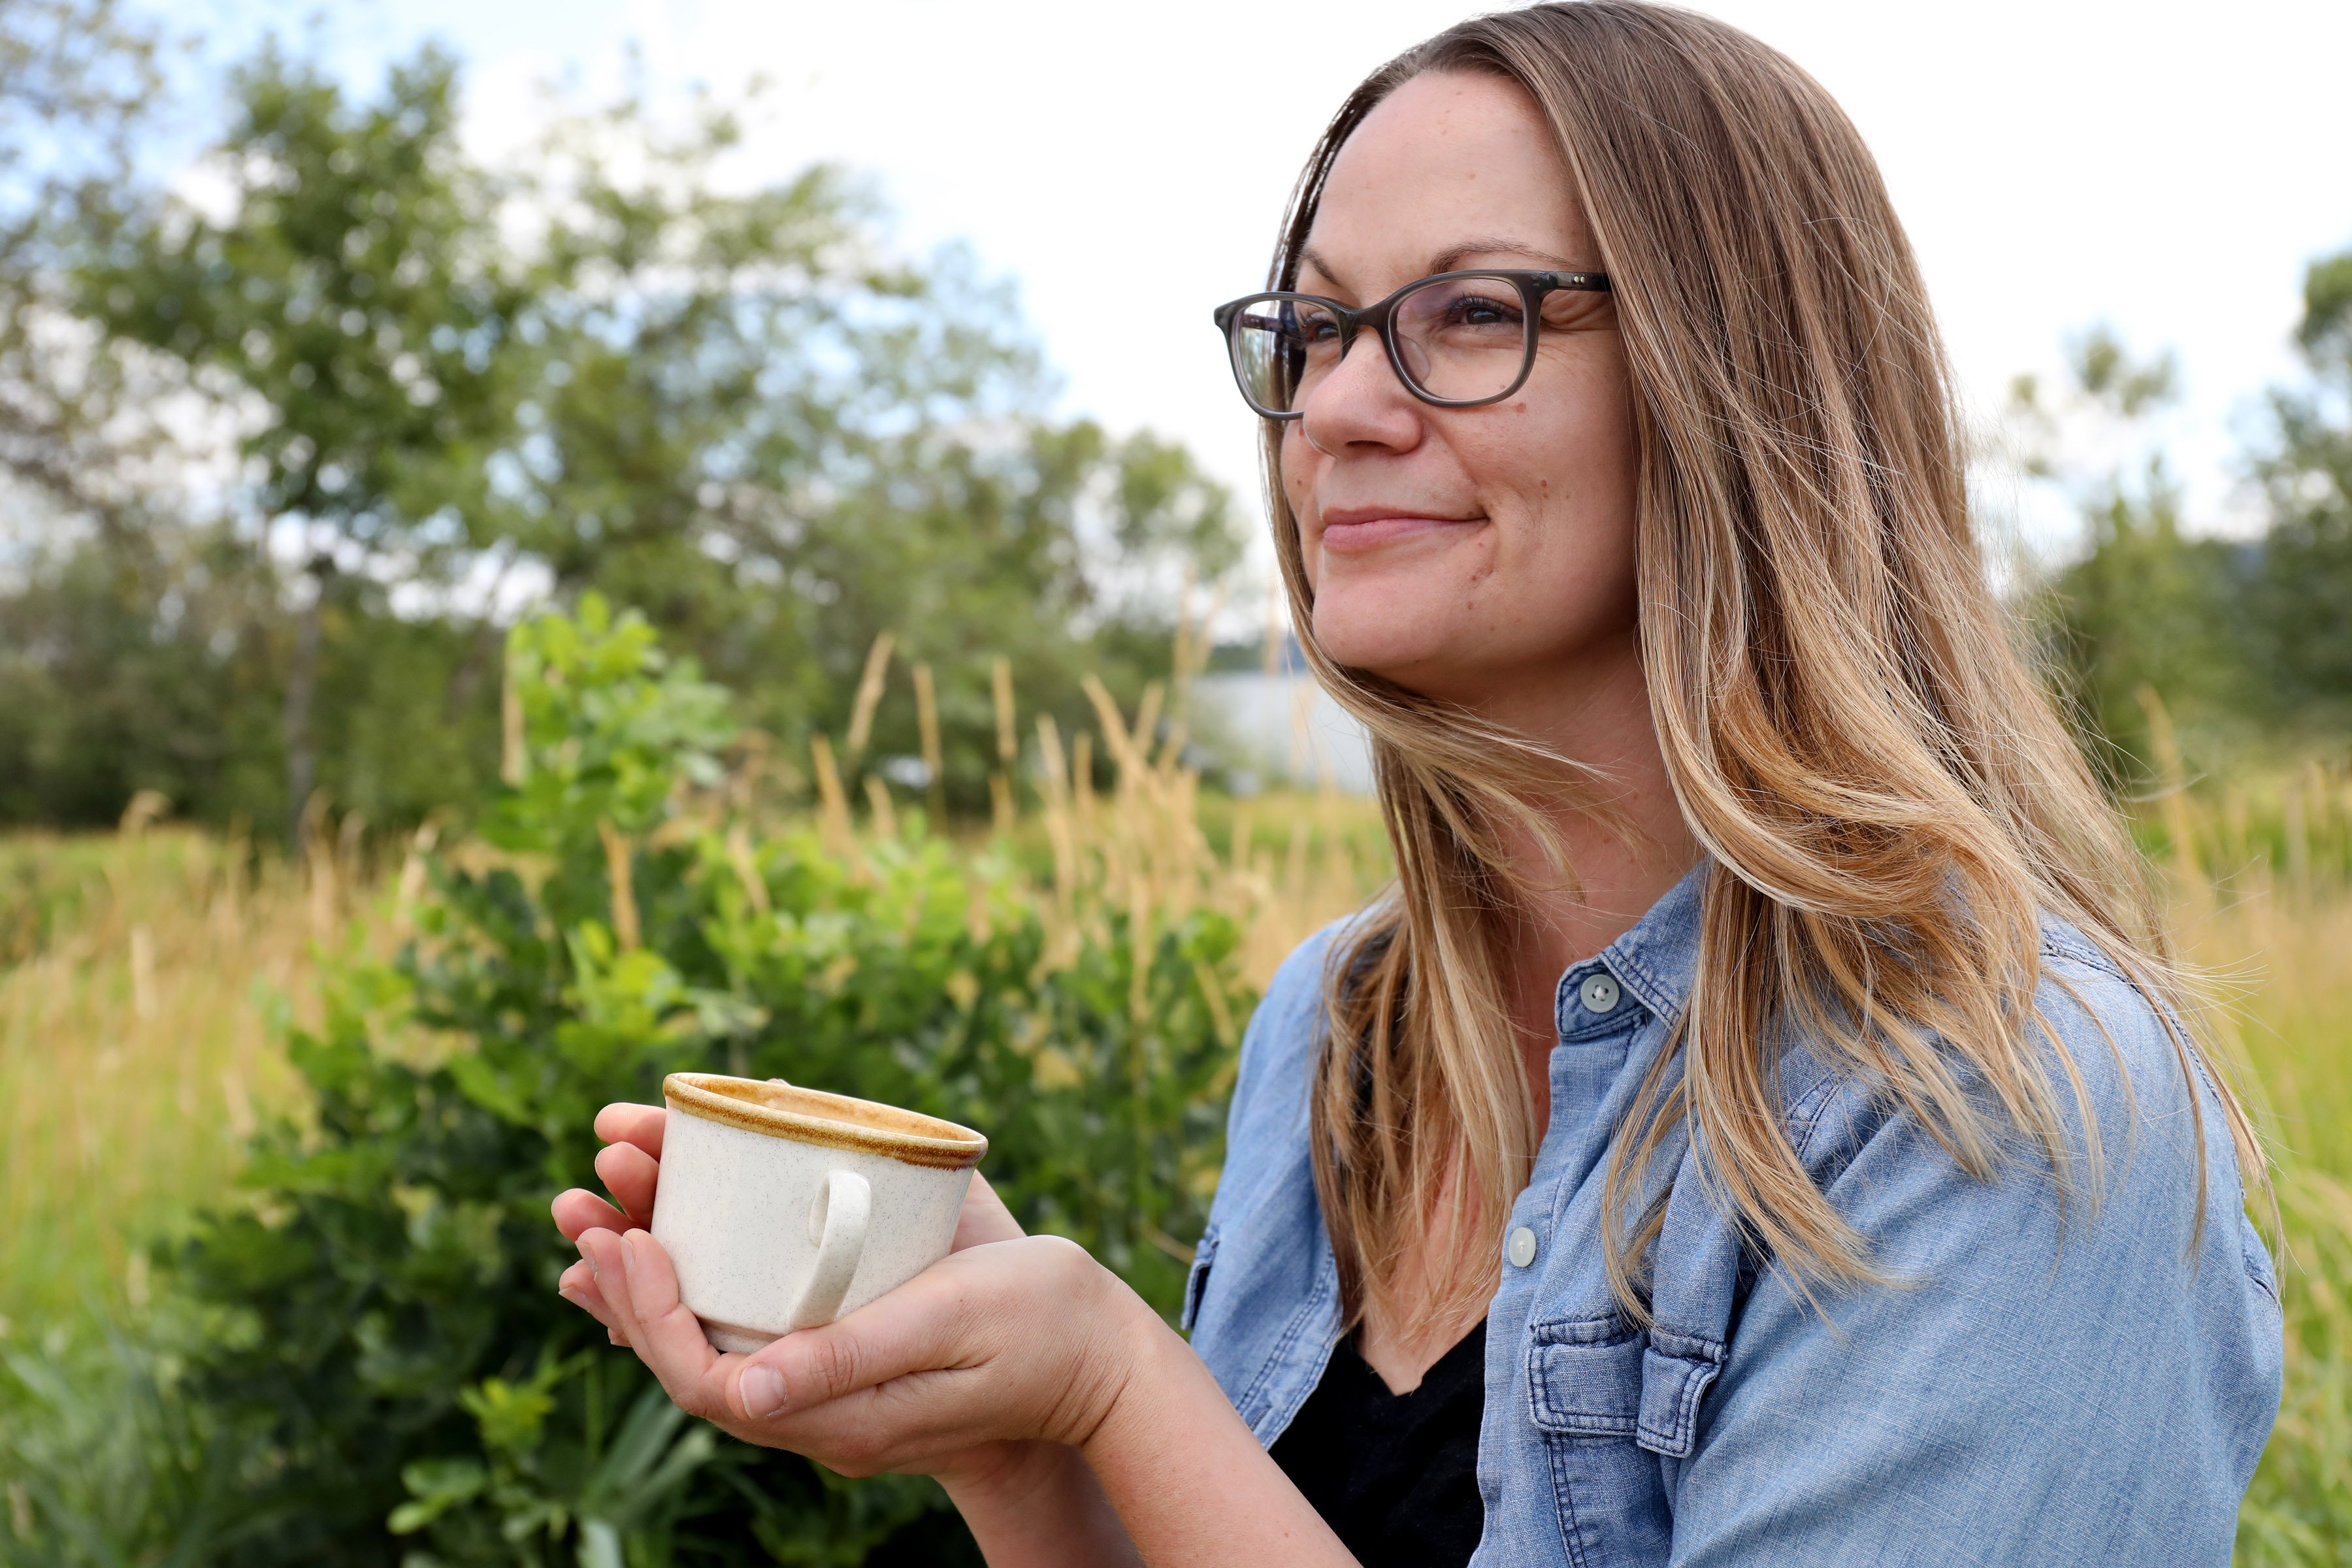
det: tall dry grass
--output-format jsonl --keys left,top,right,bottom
{"left": 0, "top": 698, "right": 2344, "bottom": 1559}
{"left": 2202, "top": 874, "right": 2352, "bottom": 1564}
{"left": 0, "top": 767, "right": 1383, "bottom": 1337}
{"left": 0, "top": 807, "right": 363, "bottom": 1329}
{"left": 2146, "top": 742, "right": 2352, "bottom": 1562}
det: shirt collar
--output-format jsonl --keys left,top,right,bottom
{"left": 1554, "top": 856, "right": 1710, "bottom": 1037}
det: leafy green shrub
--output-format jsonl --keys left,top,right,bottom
{"left": 160, "top": 598, "right": 1248, "bottom": 1565}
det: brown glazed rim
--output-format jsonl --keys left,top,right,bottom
{"left": 661, "top": 1073, "right": 986, "bottom": 1171}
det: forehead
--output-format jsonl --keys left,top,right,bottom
{"left": 1301, "top": 71, "right": 1584, "bottom": 294}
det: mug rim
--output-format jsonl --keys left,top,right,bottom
{"left": 662, "top": 1073, "right": 987, "bottom": 1171}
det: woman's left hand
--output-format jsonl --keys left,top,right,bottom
{"left": 566, "top": 1222, "right": 1154, "bottom": 1484}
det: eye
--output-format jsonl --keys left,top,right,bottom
{"left": 1443, "top": 292, "right": 1520, "bottom": 328}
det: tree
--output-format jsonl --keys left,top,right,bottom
{"left": 504, "top": 86, "right": 1240, "bottom": 803}
{"left": 80, "top": 42, "right": 531, "bottom": 845}
{"left": 0, "top": 0, "right": 171, "bottom": 536}
{"left": 2011, "top": 328, "right": 2266, "bottom": 781}
{"left": 44, "top": 40, "right": 1239, "bottom": 837}
{"left": 2251, "top": 246, "right": 2352, "bottom": 733}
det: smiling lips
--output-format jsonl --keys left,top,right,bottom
{"left": 1316, "top": 509, "right": 1485, "bottom": 553}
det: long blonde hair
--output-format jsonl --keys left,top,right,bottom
{"left": 1272, "top": 1, "right": 2266, "bottom": 1335}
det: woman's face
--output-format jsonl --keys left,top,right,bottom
{"left": 1284, "top": 71, "right": 1637, "bottom": 717}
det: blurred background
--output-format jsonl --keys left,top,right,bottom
{"left": 0, "top": 1, "right": 2345, "bottom": 1563}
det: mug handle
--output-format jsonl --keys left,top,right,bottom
{"left": 784, "top": 1169, "right": 871, "bottom": 1331}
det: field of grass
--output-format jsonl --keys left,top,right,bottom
{"left": 2168, "top": 776, "right": 2352, "bottom": 1560}
{"left": 0, "top": 762, "right": 2346, "bottom": 1561}
{"left": 0, "top": 820, "right": 329, "bottom": 1330}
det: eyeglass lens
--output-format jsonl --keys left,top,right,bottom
{"left": 1227, "top": 273, "right": 1533, "bottom": 414}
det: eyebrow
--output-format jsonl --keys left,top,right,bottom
{"left": 1294, "top": 236, "right": 1584, "bottom": 295}
{"left": 1428, "top": 237, "right": 1580, "bottom": 272}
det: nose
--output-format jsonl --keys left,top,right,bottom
{"left": 1296, "top": 322, "right": 1424, "bottom": 456}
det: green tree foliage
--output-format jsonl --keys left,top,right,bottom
{"left": 81, "top": 42, "right": 534, "bottom": 843}
{"left": 0, "top": 4, "right": 259, "bottom": 830}
{"left": 141, "top": 600, "right": 1244, "bottom": 1565}
{"left": 0, "top": 0, "right": 171, "bottom": 521}
{"left": 485, "top": 88, "right": 1239, "bottom": 806}
{"left": 0, "top": 524, "right": 280, "bottom": 825}
{"left": 1, "top": 29, "right": 1240, "bottom": 835}
{"left": 2250, "top": 249, "right": 2352, "bottom": 732}
{"left": 2011, "top": 330, "right": 2259, "bottom": 777}
{"left": 2013, "top": 309, "right": 2352, "bottom": 783}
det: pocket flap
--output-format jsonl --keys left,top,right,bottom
{"left": 1526, "top": 1320, "right": 1644, "bottom": 1438}
{"left": 1635, "top": 1343, "right": 1720, "bottom": 1458}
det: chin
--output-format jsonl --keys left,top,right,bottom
{"left": 1311, "top": 601, "right": 1460, "bottom": 690}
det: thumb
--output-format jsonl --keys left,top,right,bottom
{"left": 952, "top": 1172, "right": 1024, "bottom": 1250}
{"left": 728, "top": 1247, "right": 1004, "bottom": 1421}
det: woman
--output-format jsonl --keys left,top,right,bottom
{"left": 551, "top": 5, "right": 2284, "bottom": 1563}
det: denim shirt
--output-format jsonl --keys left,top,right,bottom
{"left": 1184, "top": 864, "right": 2283, "bottom": 1566}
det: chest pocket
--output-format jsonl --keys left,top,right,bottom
{"left": 1526, "top": 1318, "right": 1722, "bottom": 1456}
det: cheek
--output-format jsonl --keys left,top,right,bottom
{"left": 1280, "top": 430, "right": 1322, "bottom": 572}
{"left": 1476, "top": 423, "right": 1629, "bottom": 544}
{"left": 1280, "top": 428, "right": 1316, "bottom": 504}
{"left": 1454, "top": 391, "right": 1640, "bottom": 628}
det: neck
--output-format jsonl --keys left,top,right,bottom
{"left": 1469, "top": 628, "right": 1700, "bottom": 973}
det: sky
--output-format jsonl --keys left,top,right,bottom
{"left": 188, "top": 0, "right": 2352, "bottom": 571}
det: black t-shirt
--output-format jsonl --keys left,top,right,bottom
{"left": 1267, "top": 1322, "right": 1487, "bottom": 1567}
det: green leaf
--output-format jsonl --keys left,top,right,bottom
{"left": 388, "top": 1458, "right": 488, "bottom": 1533}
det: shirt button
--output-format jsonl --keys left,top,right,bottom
{"left": 1580, "top": 972, "right": 1622, "bottom": 1015}
{"left": 1507, "top": 1226, "right": 1539, "bottom": 1268}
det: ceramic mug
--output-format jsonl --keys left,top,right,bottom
{"left": 649, "top": 1073, "right": 987, "bottom": 1354}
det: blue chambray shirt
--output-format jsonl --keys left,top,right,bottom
{"left": 1184, "top": 863, "right": 2283, "bottom": 1565}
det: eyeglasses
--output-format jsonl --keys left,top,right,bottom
{"left": 1211, "top": 268, "right": 1610, "bottom": 420}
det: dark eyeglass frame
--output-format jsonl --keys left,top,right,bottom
{"left": 1211, "top": 267, "right": 1611, "bottom": 420}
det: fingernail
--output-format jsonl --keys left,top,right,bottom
{"left": 558, "top": 1286, "right": 588, "bottom": 1309}
{"left": 621, "top": 1232, "right": 642, "bottom": 1282}
{"left": 742, "top": 1365, "right": 785, "bottom": 1418}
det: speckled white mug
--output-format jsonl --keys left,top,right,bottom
{"left": 651, "top": 1073, "right": 987, "bottom": 1355}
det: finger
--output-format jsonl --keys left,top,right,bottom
{"left": 593, "top": 1141, "right": 661, "bottom": 1227}
{"left": 577, "top": 1232, "right": 657, "bottom": 1350}
{"left": 593, "top": 1102, "right": 667, "bottom": 1160}
{"left": 731, "top": 1249, "right": 996, "bottom": 1424}
{"left": 951, "top": 1172, "right": 1024, "bottom": 1251}
{"left": 736, "top": 1368, "right": 1000, "bottom": 1476}
{"left": 553, "top": 1187, "right": 631, "bottom": 1242}
{"left": 556, "top": 1256, "right": 628, "bottom": 1341}
{"left": 592, "top": 1228, "right": 734, "bottom": 1417}
{"left": 576, "top": 1228, "right": 645, "bottom": 1348}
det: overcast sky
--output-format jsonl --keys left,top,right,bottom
{"left": 199, "top": 0, "right": 2352, "bottom": 569}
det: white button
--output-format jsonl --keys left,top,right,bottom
{"left": 1580, "top": 972, "right": 1622, "bottom": 1014}
{"left": 1507, "top": 1226, "right": 1539, "bottom": 1268}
